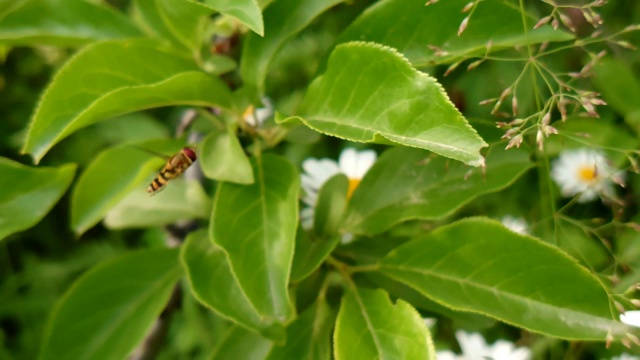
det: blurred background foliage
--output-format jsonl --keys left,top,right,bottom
{"left": 0, "top": 0, "right": 639, "bottom": 359}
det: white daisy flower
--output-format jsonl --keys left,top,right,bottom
{"left": 436, "top": 331, "right": 531, "bottom": 360}
{"left": 551, "top": 148, "right": 622, "bottom": 203}
{"left": 243, "top": 97, "right": 273, "bottom": 127}
{"left": 500, "top": 215, "right": 529, "bottom": 235}
{"left": 300, "top": 148, "right": 377, "bottom": 231}
{"left": 620, "top": 310, "right": 640, "bottom": 328}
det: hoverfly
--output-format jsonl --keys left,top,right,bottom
{"left": 147, "top": 147, "right": 197, "bottom": 194}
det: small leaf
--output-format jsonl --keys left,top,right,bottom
{"left": 200, "top": 129, "right": 254, "bottom": 184}
{"left": 134, "top": 0, "right": 212, "bottom": 51}
{"left": 0, "top": 158, "right": 75, "bottom": 241}
{"left": 344, "top": 146, "right": 532, "bottom": 235}
{"left": 210, "top": 154, "right": 298, "bottom": 323}
{"left": 210, "top": 325, "right": 273, "bottom": 360}
{"left": 71, "top": 141, "right": 187, "bottom": 235}
{"left": 380, "top": 218, "right": 627, "bottom": 340}
{"left": 0, "top": 0, "right": 141, "bottom": 46}
{"left": 199, "top": 0, "right": 264, "bottom": 36}
{"left": 266, "top": 299, "right": 336, "bottom": 359}
{"left": 240, "top": 0, "right": 344, "bottom": 95}
{"left": 334, "top": 287, "right": 435, "bottom": 359}
{"left": 296, "top": 42, "right": 487, "bottom": 166}
{"left": 314, "top": 173, "right": 348, "bottom": 238}
{"left": 291, "top": 228, "right": 339, "bottom": 282}
{"left": 22, "top": 39, "right": 233, "bottom": 163}
{"left": 40, "top": 248, "right": 182, "bottom": 360}
{"left": 181, "top": 230, "right": 285, "bottom": 341}
{"left": 337, "top": 0, "right": 573, "bottom": 66}
{"left": 105, "top": 179, "right": 210, "bottom": 229}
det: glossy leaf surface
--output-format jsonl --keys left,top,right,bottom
{"left": 210, "top": 325, "right": 273, "bottom": 360}
{"left": 344, "top": 146, "right": 532, "bottom": 235}
{"left": 334, "top": 287, "right": 434, "bottom": 359}
{"left": 40, "top": 248, "right": 182, "bottom": 360}
{"left": 210, "top": 154, "right": 298, "bottom": 323}
{"left": 297, "top": 42, "right": 487, "bottom": 166}
{"left": 200, "top": 0, "right": 264, "bottom": 36}
{"left": 200, "top": 130, "right": 254, "bottom": 184}
{"left": 105, "top": 179, "right": 210, "bottom": 229}
{"left": 0, "top": 158, "right": 75, "bottom": 241}
{"left": 0, "top": 0, "right": 141, "bottom": 46}
{"left": 181, "top": 230, "right": 285, "bottom": 340}
{"left": 22, "top": 39, "right": 233, "bottom": 163}
{"left": 134, "top": 0, "right": 211, "bottom": 50}
{"left": 380, "top": 218, "right": 626, "bottom": 340}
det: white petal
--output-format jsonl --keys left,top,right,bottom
{"left": 300, "top": 207, "right": 315, "bottom": 229}
{"left": 620, "top": 310, "right": 640, "bottom": 328}
{"left": 338, "top": 148, "right": 359, "bottom": 178}
{"left": 353, "top": 150, "right": 377, "bottom": 179}
{"left": 456, "top": 331, "right": 490, "bottom": 356}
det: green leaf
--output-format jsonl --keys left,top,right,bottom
{"left": 334, "top": 287, "right": 435, "bottom": 360}
{"left": 380, "top": 218, "right": 627, "bottom": 340}
{"left": 291, "top": 228, "right": 339, "bottom": 282}
{"left": 200, "top": 0, "right": 264, "bottom": 36}
{"left": 314, "top": 173, "right": 348, "bottom": 238}
{"left": 0, "top": 158, "right": 75, "bottom": 241}
{"left": 296, "top": 42, "right": 487, "bottom": 166}
{"left": 40, "top": 248, "right": 182, "bottom": 360}
{"left": 240, "top": 0, "right": 343, "bottom": 94}
{"left": 181, "top": 230, "right": 285, "bottom": 341}
{"left": 593, "top": 57, "right": 640, "bottom": 131}
{"left": 210, "top": 154, "right": 298, "bottom": 323}
{"left": 210, "top": 325, "right": 273, "bottom": 360}
{"left": 22, "top": 39, "right": 234, "bottom": 163}
{"left": 200, "top": 129, "right": 254, "bottom": 184}
{"left": 337, "top": 0, "right": 573, "bottom": 66}
{"left": 105, "top": 179, "right": 211, "bottom": 229}
{"left": 71, "top": 144, "right": 171, "bottom": 236}
{"left": 344, "top": 146, "right": 532, "bottom": 235}
{"left": 134, "top": 0, "right": 212, "bottom": 51}
{"left": 266, "top": 299, "right": 335, "bottom": 360}
{"left": 0, "top": 0, "right": 141, "bottom": 46}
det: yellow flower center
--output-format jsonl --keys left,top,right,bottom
{"left": 578, "top": 165, "right": 597, "bottom": 183}
{"left": 347, "top": 178, "right": 361, "bottom": 200}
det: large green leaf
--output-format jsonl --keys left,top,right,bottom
{"left": 291, "top": 229, "right": 339, "bottom": 282}
{"left": 21, "top": 39, "right": 233, "bottom": 163}
{"left": 334, "top": 287, "right": 435, "bottom": 359}
{"left": 200, "top": 0, "right": 264, "bottom": 36}
{"left": 200, "top": 129, "right": 254, "bottom": 184}
{"left": 240, "top": 0, "right": 343, "bottom": 94}
{"left": 337, "top": 0, "right": 573, "bottom": 67}
{"left": 210, "top": 154, "right": 298, "bottom": 323}
{"left": 71, "top": 142, "right": 185, "bottom": 236}
{"left": 181, "top": 230, "right": 285, "bottom": 341}
{"left": 0, "top": 0, "right": 141, "bottom": 46}
{"left": 0, "top": 158, "right": 75, "bottom": 241}
{"left": 380, "top": 218, "right": 627, "bottom": 340}
{"left": 134, "top": 0, "right": 212, "bottom": 51}
{"left": 40, "top": 248, "right": 182, "bottom": 360}
{"left": 266, "top": 300, "right": 335, "bottom": 360}
{"left": 105, "top": 179, "right": 210, "bottom": 229}
{"left": 295, "top": 42, "right": 487, "bottom": 166}
{"left": 344, "top": 146, "right": 532, "bottom": 235}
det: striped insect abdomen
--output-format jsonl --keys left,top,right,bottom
{"left": 147, "top": 148, "right": 197, "bottom": 194}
